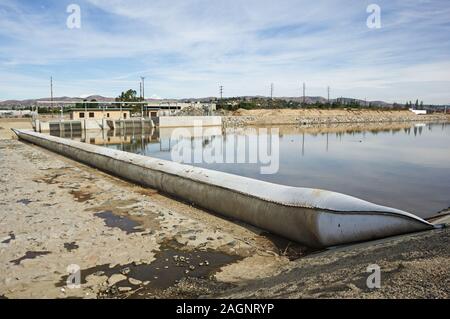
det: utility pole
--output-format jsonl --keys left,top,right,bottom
{"left": 140, "top": 77, "right": 145, "bottom": 118}
{"left": 327, "top": 86, "right": 330, "bottom": 104}
{"left": 50, "top": 76, "right": 54, "bottom": 110}
{"left": 140, "top": 77, "right": 145, "bottom": 101}
{"left": 302, "top": 82, "right": 306, "bottom": 105}
{"left": 270, "top": 83, "right": 274, "bottom": 100}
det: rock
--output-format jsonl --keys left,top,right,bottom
{"left": 227, "top": 240, "right": 237, "bottom": 247}
{"left": 128, "top": 278, "right": 142, "bottom": 285}
{"left": 118, "top": 287, "right": 132, "bottom": 292}
{"left": 108, "top": 274, "right": 127, "bottom": 286}
{"left": 93, "top": 271, "right": 105, "bottom": 276}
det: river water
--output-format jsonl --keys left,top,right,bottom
{"left": 57, "top": 122, "right": 450, "bottom": 218}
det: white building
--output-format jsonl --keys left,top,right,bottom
{"left": 409, "top": 109, "right": 427, "bottom": 115}
{"left": 144, "top": 102, "right": 216, "bottom": 117}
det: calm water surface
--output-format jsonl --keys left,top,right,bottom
{"left": 57, "top": 122, "right": 450, "bottom": 218}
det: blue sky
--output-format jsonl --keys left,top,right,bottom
{"left": 0, "top": 0, "right": 449, "bottom": 103}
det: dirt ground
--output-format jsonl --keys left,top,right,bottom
{"left": 0, "top": 118, "right": 33, "bottom": 139}
{"left": 224, "top": 109, "right": 450, "bottom": 127}
{"left": 230, "top": 108, "right": 442, "bottom": 118}
{"left": 0, "top": 118, "right": 449, "bottom": 299}
{"left": 0, "top": 119, "right": 292, "bottom": 299}
{"left": 216, "top": 227, "right": 450, "bottom": 299}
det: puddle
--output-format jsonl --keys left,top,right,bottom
{"left": 10, "top": 251, "right": 51, "bottom": 265}
{"left": 88, "top": 200, "right": 161, "bottom": 233}
{"left": 70, "top": 190, "right": 93, "bottom": 202}
{"left": 17, "top": 199, "right": 32, "bottom": 205}
{"left": 64, "top": 242, "right": 79, "bottom": 252}
{"left": 57, "top": 241, "right": 241, "bottom": 298}
{"left": 2, "top": 232, "right": 15, "bottom": 244}
{"left": 94, "top": 211, "right": 143, "bottom": 234}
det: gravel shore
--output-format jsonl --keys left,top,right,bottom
{"left": 222, "top": 109, "right": 450, "bottom": 127}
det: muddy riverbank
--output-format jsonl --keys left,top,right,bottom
{"left": 0, "top": 130, "right": 292, "bottom": 299}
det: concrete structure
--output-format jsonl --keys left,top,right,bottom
{"left": 13, "top": 129, "right": 436, "bottom": 248}
{"left": 144, "top": 102, "right": 216, "bottom": 117}
{"left": 32, "top": 116, "right": 219, "bottom": 132}
{"left": 34, "top": 118, "right": 107, "bottom": 132}
{"left": 106, "top": 118, "right": 154, "bottom": 130}
{"left": 159, "top": 116, "right": 222, "bottom": 128}
{"left": 70, "top": 108, "right": 131, "bottom": 120}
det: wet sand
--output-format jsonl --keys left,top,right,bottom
{"left": 0, "top": 118, "right": 448, "bottom": 299}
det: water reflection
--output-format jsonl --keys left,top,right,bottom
{"left": 53, "top": 122, "right": 450, "bottom": 218}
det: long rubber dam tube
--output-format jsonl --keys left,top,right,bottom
{"left": 13, "top": 129, "right": 435, "bottom": 248}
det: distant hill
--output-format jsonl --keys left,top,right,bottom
{"left": 0, "top": 94, "right": 396, "bottom": 108}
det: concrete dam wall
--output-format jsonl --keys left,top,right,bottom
{"left": 13, "top": 129, "right": 435, "bottom": 248}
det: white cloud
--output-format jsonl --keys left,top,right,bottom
{"left": 0, "top": 0, "right": 449, "bottom": 103}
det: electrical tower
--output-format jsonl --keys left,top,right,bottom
{"left": 219, "top": 85, "right": 223, "bottom": 100}
{"left": 270, "top": 83, "right": 274, "bottom": 100}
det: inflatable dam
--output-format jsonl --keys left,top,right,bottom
{"left": 13, "top": 129, "right": 436, "bottom": 248}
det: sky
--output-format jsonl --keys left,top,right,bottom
{"left": 0, "top": 0, "right": 449, "bottom": 104}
